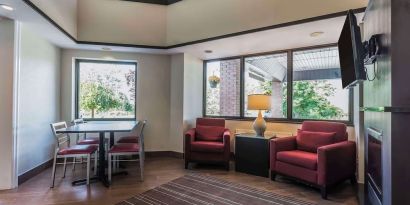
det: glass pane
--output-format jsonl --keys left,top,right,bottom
{"left": 205, "top": 59, "right": 241, "bottom": 117}
{"left": 292, "top": 47, "right": 349, "bottom": 120}
{"left": 244, "top": 53, "right": 288, "bottom": 118}
{"left": 78, "top": 61, "right": 136, "bottom": 119}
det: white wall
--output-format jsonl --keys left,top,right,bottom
{"left": 17, "top": 23, "right": 61, "bottom": 176}
{"left": 0, "top": 18, "right": 17, "bottom": 190}
{"left": 77, "top": 0, "right": 166, "bottom": 46}
{"left": 30, "top": 0, "right": 78, "bottom": 38}
{"left": 166, "top": 0, "right": 367, "bottom": 45}
{"left": 169, "top": 54, "right": 184, "bottom": 152}
{"left": 182, "top": 54, "right": 203, "bottom": 133}
{"left": 60, "top": 49, "right": 171, "bottom": 151}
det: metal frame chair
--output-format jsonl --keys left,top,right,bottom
{"left": 108, "top": 120, "right": 146, "bottom": 183}
{"left": 50, "top": 122, "right": 98, "bottom": 188}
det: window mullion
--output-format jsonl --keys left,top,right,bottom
{"left": 287, "top": 50, "right": 293, "bottom": 121}
{"left": 240, "top": 57, "right": 245, "bottom": 118}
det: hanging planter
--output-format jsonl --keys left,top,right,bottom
{"left": 208, "top": 75, "right": 220, "bottom": 88}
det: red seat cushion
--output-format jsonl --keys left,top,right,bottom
{"left": 109, "top": 143, "right": 139, "bottom": 153}
{"left": 117, "top": 136, "right": 139, "bottom": 144}
{"left": 296, "top": 130, "right": 335, "bottom": 153}
{"left": 77, "top": 137, "right": 100, "bottom": 145}
{"left": 191, "top": 141, "right": 225, "bottom": 153}
{"left": 196, "top": 125, "right": 225, "bottom": 141}
{"left": 277, "top": 150, "right": 318, "bottom": 170}
{"left": 58, "top": 145, "right": 98, "bottom": 155}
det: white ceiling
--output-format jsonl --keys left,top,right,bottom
{"left": 0, "top": 0, "right": 364, "bottom": 60}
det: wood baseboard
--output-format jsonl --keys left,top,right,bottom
{"left": 146, "top": 151, "right": 183, "bottom": 159}
{"left": 18, "top": 151, "right": 183, "bottom": 185}
{"left": 18, "top": 159, "right": 53, "bottom": 185}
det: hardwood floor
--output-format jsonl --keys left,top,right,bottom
{"left": 0, "top": 157, "right": 359, "bottom": 205}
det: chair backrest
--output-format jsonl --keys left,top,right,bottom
{"left": 130, "top": 120, "right": 147, "bottom": 147}
{"left": 196, "top": 118, "right": 225, "bottom": 127}
{"left": 301, "top": 121, "right": 348, "bottom": 142}
{"left": 50, "top": 122, "right": 70, "bottom": 148}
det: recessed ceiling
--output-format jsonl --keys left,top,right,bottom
{"left": 121, "top": 0, "right": 182, "bottom": 5}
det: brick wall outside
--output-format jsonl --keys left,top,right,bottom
{"left": 219, "top": 59, "right": 240, "bottom": 116}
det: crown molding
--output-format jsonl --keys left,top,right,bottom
{"left": 122, "top": 0, "right": 182, "bottom": 5}
{"left": 22, "top": 0, "right": 366, "bottom": 50}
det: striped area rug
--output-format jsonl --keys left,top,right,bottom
{"left": 117, "top": 174, "right": 316, "bottom": 205}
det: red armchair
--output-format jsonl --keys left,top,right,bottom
{"left": 270, "top": 121, "right": 356, "bottom": 199}
{"left": 184, "top": 118, "right": 231, "bottom": 170}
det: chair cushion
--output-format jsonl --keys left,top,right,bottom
{"left": 191, "top": 141, "right": 225, "bottom": 153}
{"left": 117, "top": 136, "right": 139, "bottom": 144}
{"left": 77, "top": 137, "right": 100, "bottom": 145}
{"left": 58, "top": 145, "right": 98, "bottom": 155}
{"left": 277, "top": 150, "right": 318, "bottom": 170}
{"left": 109, "top": 143, "right": 139, "bottom": 153}
{"left": 301, "top": 121, "right": 347, "bottom": 142}
{"left": 296, "top": 130, "right": 335, "bottom": 153}
{"left": 196, "top": 125, "right": 225, "bottom": 141}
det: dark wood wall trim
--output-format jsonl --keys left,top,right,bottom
{"left": 122, "top": 0, "right": 182, "bottom": 5}
{"left": 22, "top": 0, "right": 365, "bottom": 50}
{"left": 18, "top": 159, "right": 54, "bottom": 185}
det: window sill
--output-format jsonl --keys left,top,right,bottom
{"left": 203, "top": 116, "right": 353, "bottom": 126}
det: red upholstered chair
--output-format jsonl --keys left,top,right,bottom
{"left": 184, "top": 118, "right": 231, "bottom": 170}
{"left": 270, "top": 121, "right": 356, "bottom": 199}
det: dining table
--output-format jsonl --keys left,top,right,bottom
{"left": 56, "top": 120, "right": 138, "bottom": 187}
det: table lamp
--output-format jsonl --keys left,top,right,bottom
{"left": 247, "top": 94, "right": 271, "bottom": 137}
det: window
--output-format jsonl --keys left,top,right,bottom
{"left": 244, "top": 53, "right": 287, "bottom": 118}
{"left": 75, "top": 59, "right": 137, "bottom": 120}
{"left": 292, "top": 47, "right": 349, "bottom": 121}
{"left": 205, "top": 59, "right": 241, "bottom": 117}
{"left": 203, "top": 45, "right": 352, "bottom": 123}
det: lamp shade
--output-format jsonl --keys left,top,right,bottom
{"left": 247, "top": 94, "right": 271, "bottom": 110}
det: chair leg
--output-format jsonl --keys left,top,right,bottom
{"left": 350, "top": 175, "right": 357, "bottom": 185}
{"left": 113, "top": 156, "right": 117, "bottom": 173}
{"left": 86, "top": 154, "right": 91, "bottom": 185}
{"left": 50, "top": 154, "right": 57, "bottom": 188}
{"left": 62, "top": 157, "right": 67, "bottom": 178}
{"left": 270, "top": 171, "right": 276, "bottom": 181}
{"left": 108, "top": 154, "right": 112, "bottom": 183}
{"left": 185, "top": 161, "right": 189, "bottom": 169}
{"left": 225, "top": 162, "right": 230, "bottom": 171}
{"left": 321, "top": 187, "right": 328, "bottom": 199}
{"left": 139, "top": 153, "right": 144, "bottom": 181}
{"left": 94, "top": 151, "right": 98, "bottom": 176}
{"left": 72, "top": 157, "right": 76, "bottom": 171}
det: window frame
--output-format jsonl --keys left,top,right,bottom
{"left": 203, "top": 44, "right": 354, "bottom": 125}
{"left": 74, "top": 59, "right": 138, "bottom": 121}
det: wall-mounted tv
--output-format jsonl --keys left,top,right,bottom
{"left": 338, "top": 10, "right": 366, "bottom": 89}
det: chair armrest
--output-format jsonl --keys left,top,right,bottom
{"left": 318, "top": 141, "right": 356, "bottom": 186}
{"left": 270, "top": 136, "right": 296, "bottom": 170}
{"left": 185, "top": 128, "right": 196, "bottom": 143}
{"left": 223, "top": 129, "right": 231, "bottom": 145}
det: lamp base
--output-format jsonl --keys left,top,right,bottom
{"left": 253, "top": 110, "right": 266, "bottom": 137}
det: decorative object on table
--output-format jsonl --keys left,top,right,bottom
{"left": 117, "top": 174, "right": 315, "bottom": 205}
{"left": 247, "top": 94, "right": 271, "bottom": 136}
{"left": 235, "top": 133, "right": 275, "bottom": 177}
{"left": 269, "top": 121, "right": 356, "bottom": 199}
{"left": 208, "top": 73, "right": 220, "bottom": 88}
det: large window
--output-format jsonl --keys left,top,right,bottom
{"left": 244, "top": 53, "right": 287, "bottom": 118}
{"left": 204, "top": 45, "right": 352, "bottom": 123}
{"left": 205, "top": 59, "right": 241, "bottom": 117}
{"left": 75, "top": 59, "right": 137, "bottom": 120}
{"left": 292, "top": 47, "right": 349, "bottom": 121}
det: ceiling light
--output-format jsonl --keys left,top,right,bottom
{"left": 102, "top": 47, "right": 111, "bottom": 51}
{"left": 205, "top": 50, "right": 213, "bottom": 54}
{"left": 0, "top": 4, "right": 14, "bottom": 11}
{"left": 310, "top": 31, "right": 324, "bottom": 37}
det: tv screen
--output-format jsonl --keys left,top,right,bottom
{"left": 338, "top": 10, "right": 366, "bottom": 89}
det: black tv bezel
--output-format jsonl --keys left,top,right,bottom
{"left": 339, "top": 10, "right": 366, "bottom": 89}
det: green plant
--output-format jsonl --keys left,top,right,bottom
{"left": 79, "top": 83, "right": 122, "bottom": 118}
